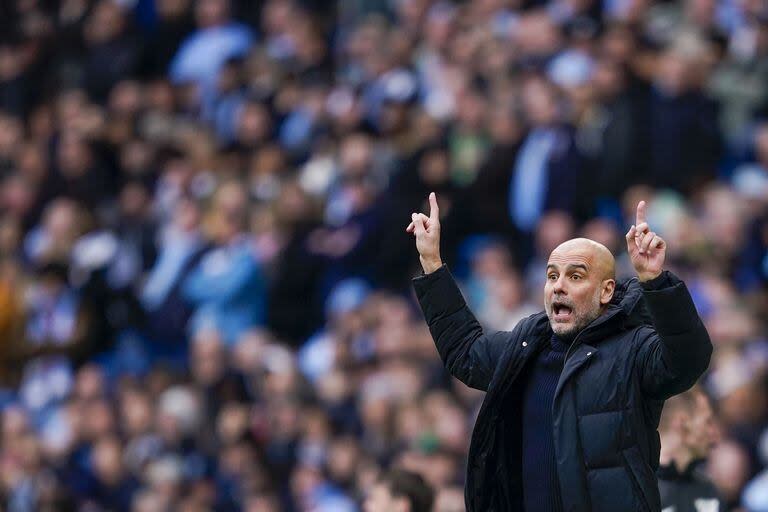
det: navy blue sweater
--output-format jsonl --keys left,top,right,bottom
{"left": 521, "top": 334, "right": 568, "bottom": 512}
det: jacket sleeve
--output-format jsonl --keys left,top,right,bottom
{"left": 412, "top": 265, "right": 517, "bottom": 391}
{"left": 636, "top": 271, "right": 713, "bottom": 400}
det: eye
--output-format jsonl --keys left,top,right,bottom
{"left": 571, "top": 274, "right": 581, "bottom": 281}
{"left": 548, "top": 273, "right": 558, "bottom": 281}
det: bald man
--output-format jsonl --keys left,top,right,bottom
{"left": 407, "top": 194, "right": 712, "bottom": 512}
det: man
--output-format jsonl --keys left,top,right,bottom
{"left": 508, "top": 79, "right": 583, "bottom": 235}
{"left": 363, "top": 469, "right": 435, "bottom": 512}
{"left": 658, "top": 387, "right": 723, "bottom": 512}
{"left": 169, "top": 0, "right": 254, "bottom": 113}
{"left": 407, "top": 193, "right": 712, "bottom": 511}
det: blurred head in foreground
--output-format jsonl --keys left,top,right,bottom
{"left": 364, "top": 468, "right": 435, "bottom": 512}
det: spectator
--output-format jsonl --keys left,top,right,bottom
{"left": 47, "top": 134, "right": 111, "bottom": 212}
{"left": 508, "top": 77, "right": 583, "bottom": 235}
{"left": 647, "top": 42, "right": 721, "bottom": 192}
{"left": 16, "top": 261, "right": 95, "bottom": 412}
{"left": 658, "top": 386, "right": 724, "bottom": 511}
{"left": 182, "top": 181, "right": 266, "bottom": 345}
{"left": 579, "top": 57, "right": 645, "bottom": 211}
{"left": 140, "top": 0, "right": 195, "bottom": 78}
{"left": 87, "top": 435, "right": 140, "bottom": 511}
{"left": 170, "top": 0, "right": 255, "bottom": 109}
{"left": 363, "top": 468, "right": 435, "bottom": 512}
{"left": 141, "top": 196, "right": 207, "bottom": 353}
{"left": 81, "top": 1, "right": 142, "bottom": 102}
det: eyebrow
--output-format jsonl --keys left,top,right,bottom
{"left": 546, "top": 263, "right": 589, "bottom": 272}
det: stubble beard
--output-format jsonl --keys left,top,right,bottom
{"left": 549, "top": 290, "right": 603, "bottom": 342}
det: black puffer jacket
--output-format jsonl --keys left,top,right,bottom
{"left": 413, "top": 266, "right": 712, "bottom": 512}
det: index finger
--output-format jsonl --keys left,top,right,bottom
{"left": 636, "top": 200, "right": 647, "bottom": 227}
{"left": 429, "top": 192, "right": 439, "bottom": 221}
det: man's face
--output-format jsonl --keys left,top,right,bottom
{"left": 544, "top": 241, "right": 615, "bottom": 340}
{"left": 364, "top": 484, "right": 408, "bottom": 512}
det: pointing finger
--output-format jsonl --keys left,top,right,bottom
{"left": 429, "top": 192, "right": 439, "bottom": 222}
{"left": 636, "top": 200, "right": 647, "bottom": 227}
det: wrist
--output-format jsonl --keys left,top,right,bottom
{"left": 637, "top": 270, "right": 663, "bottom": 283}
{"left": 421, "top": 256, "right": 443, "bottom": 274}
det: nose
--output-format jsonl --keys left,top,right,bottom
{"left": 553, "top": 275, "right": 567, "bottom": 294}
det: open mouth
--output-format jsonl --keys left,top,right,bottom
{"left": 552, "top": 303, "right": 573, "bottom": 321}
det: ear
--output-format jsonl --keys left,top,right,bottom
{"left": 600, "top": 279, "right": 615, "bottom": 305}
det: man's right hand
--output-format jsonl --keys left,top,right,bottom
{"left": 406, "top": 192, "right": 443, "bottom": 274}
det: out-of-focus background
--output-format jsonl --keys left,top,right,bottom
{"left": 0, "top": 0, "right": 766, "bottom": 510}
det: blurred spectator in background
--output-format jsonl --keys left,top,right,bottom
{"left": 509, "top": 77, "right": 583, "bottom": 237}
{"left": 17, "top": 260, "right": 95, "bottom": 413}
{"left": 658, "top": 386, "right": 724, "bottom": 512}
{"left": 140, "top": 0, "right": 195, "bottom": 78}
{"left": 647, "top": 41, "right": 721, "bottom": 193}
{"left": 82, "top": 1, "right": 142, "bottom": 102}
{"left": 141, "top": 196, "right": 206, "bottom": 353}
{"left": 363, "top": 468, "right": 435, "bottom": 512}
{"left": 170, "top": 0, "right": 254, "bottom": 113}
{"left": 182, "top": 181, "right": 265, "bottom": 345}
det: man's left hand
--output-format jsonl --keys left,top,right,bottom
{"left": 625, "top": 200, "right": 666, "bottom": 282}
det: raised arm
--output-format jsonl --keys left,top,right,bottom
{"left": 409, "top": 193, "right": 516, "bottom": 391}
{"left": 625, "top": 201, "right": 713, "bottom": 399}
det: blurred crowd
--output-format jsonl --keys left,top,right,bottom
{"left": 0, "top": 0, "right": 766, "bottom": 510}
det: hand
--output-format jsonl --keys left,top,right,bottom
{"left": 406, "top": 192, "right": 443, "bottom": 274}
{"left": 625, "top": 200, "right": 666, "bottom": 282}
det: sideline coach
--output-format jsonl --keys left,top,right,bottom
{"left": 406, "top": 194, "right": 712, "bottom": 511}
